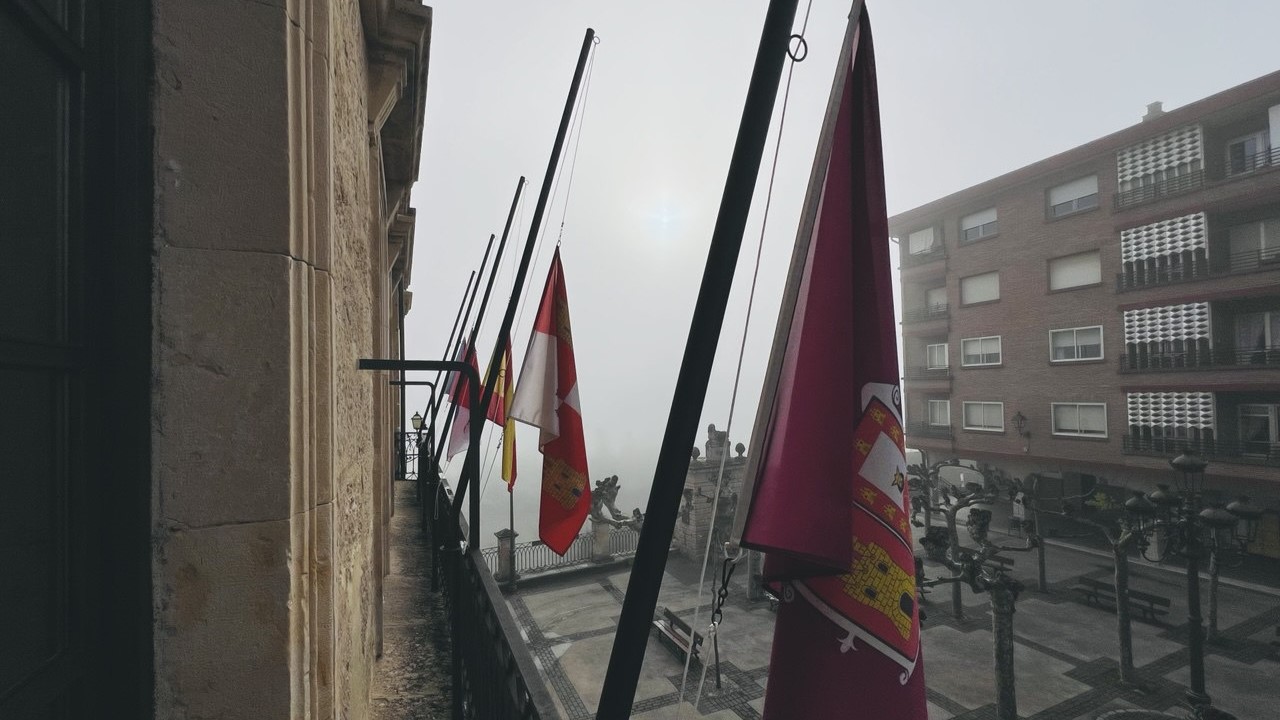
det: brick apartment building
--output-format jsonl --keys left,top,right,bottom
{"left": 891, "top": 70, "right": 1280, "bottom": 559}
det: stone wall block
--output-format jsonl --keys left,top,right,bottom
{"left": 154, "top": 0, "right": 293, "bottom": 254}
{"left": 154, "top": 247, "right": 294, "bottom": 528}
{"left": 153, "top": 519, "right": 291, "bottom": 718}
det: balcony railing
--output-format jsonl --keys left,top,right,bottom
{"left": 422, "top": 465, "right": 556, "bottom": 718}
{"left": 480, "top": 527, "right": 640, "bottom": 577}
{"left": 907, "top": 421, "right": 953, "bottom": 439}
{"left": 902, "top": 304, "right": 949, "bottom": 324}
{"left": 1116, "top": 247, "right": 1280, "bottom": 291}
{"left": 904, "top": 365, "right": 951, "bottom": 380}
{"left": 1122, "top": 434, "right": 1280, "bottom": 467}
{"left": 1119, "top": 345, "right": 1280, "bottom": 372}
{"left": 1114, "top": 169, "right": 1205, "bottom": 210}
{"left": 1223, "top": 145, "right": 1280, "bottom": 179}
{"left": 901, "top": 244, "right": 946, "bottom": 267}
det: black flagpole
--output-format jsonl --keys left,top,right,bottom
{"left": 436, "top": 233, "right": 497, "bottom": 450}
{"left": 449, "top": 28, "right": 597, "bottom": 539}
{"left": 596, "top": 2, "right": 798, "bottom": 716}
{"left": 432, "top": 270, "right": 475, "bottom": 401}
{"left": 450, "top": 176, "right": 526, "bottom": 545}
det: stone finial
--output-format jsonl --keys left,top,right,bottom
{"left": 735, "top": 442, "right": 745, "bottom": 458}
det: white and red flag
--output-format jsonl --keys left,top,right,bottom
{"left": 509, "top": 248, "right": 590, "bottom": 554}
{"left": 446, "top": 340, "right": 480, "bottom": 461}
{"left": 732, "top": 5, "right": 927, "bottom": 719}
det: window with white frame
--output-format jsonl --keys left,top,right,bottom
{"left": 963, "top": 401, "right": 1004, "bottom": 431}
{"left": 960, "top": 271, "right": 999, "bottom": 305}
{"left": 1226, "top": 131, "right": 1271, "bottom": 176}
{"left": 926, "top": 343, "right": 949, "bottom": 369}
{"left": 926, "top": 286, "right": 947, "bottom": 311}
{"left": 1050, "top": 326, "right": 1103, "bottom": 361}
{"left": 1240, "top": 404, "right": 1279, "bottom": 455}
{"left": 1048, "top": 250, "right": 1101, "bottom": 291}
{"left": 961, "top": 208, "right": 998, "bottom": 243}
{"left": 1227, "top": 218, "right": 1280, "bottom": 261}
{"left": 907, "top": 227, "right": 937, "bottom": 255}
{"left": 1051, "top": 403, "right": 1108, "bottom": 438}
{"left": 961, "top": 336, "right": 1001, "bottom": 366}
{"left": 927, "top": 400, "right": 950, "bottom": 426}
{"left": 1048, "top": 175, "right": 1099, "bottom": 217}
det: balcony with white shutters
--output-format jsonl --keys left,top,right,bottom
{"left": 1116, "top": 206, "right": 1280, "bottom": 291}
{"left": 1119, "top": 297, "right": 1280, "bottom": 374}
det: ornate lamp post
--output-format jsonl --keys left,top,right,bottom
{"left": 1124, "top": 450, "right": 1262, "bottom": 713}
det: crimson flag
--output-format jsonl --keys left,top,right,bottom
{"left": 509, "top": 249, "right": 590, "bottom": 555}
{"left": 734, "top": 6, "right": 927, "bottom": 719}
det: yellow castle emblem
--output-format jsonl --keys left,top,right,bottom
{"left": 840, "top": 537, "right": 915, "bottom": 640}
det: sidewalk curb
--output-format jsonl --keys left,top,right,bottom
{"left": 1043, "top": 538, "right": 1280, "bottom": 599}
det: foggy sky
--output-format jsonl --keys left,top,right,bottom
{"left": 403, "top": 1, "right": 1280, "bottom": 545}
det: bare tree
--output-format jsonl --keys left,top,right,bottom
{"left": 1029, "top": 484, "right": 1143, "bottom": 685}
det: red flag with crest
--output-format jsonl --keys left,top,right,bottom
{"left": 509, "top": 249, "right": 590, "bottom": 555}
{"left": 733, "top": 5, "right": 927, "bottom": 718}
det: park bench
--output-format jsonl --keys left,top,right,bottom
{"left": 1072, "top": 576, "right": 1170, "bottom": 621}
{"left": 651, "top": 606, "right": 702, "bottom": 665}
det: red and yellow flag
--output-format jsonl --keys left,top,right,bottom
{"left": 509, "top": 249, "right": 589, "bottom": 554}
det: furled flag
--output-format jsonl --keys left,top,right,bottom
{"left": 491, "top": 337, "right": 518, "bottom": 491}
{"left": 446, "top": 340, "right": 481, "bottom": 461}
{"left": 730, "top": 5, "right": 927, "bottom": 719}
{"left": 509, "top": 248, "right": 590, "bottom": 554}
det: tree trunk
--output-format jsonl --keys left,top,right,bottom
{"left": 945, "top": 509, "right": 965, "bottom": 621}
{"left": 1113, "top": 543, "right": 1135, "bottom": 684}
{"left": 1034, "top": 510, "right": 1047, "bottom": 592}
{"left": 1207, "top": 549, "right": 1220, "bottom": 643}
{"left": 990, "top": 582, "right": 1019, "bottom": 720}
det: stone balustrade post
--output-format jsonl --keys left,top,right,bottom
{"left": 592, "top": 517, "right": 614, "bottom": 563}
{"left": 494, "top": 528, "right": 518, "bottom": 584}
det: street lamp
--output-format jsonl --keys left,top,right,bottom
{"left": 1123, "top": 450, "right": 1258, "bottom": 713}
{"left": 1011, "top": 411, "right": 1030, "bottom": 452}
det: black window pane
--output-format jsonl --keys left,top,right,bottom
{"left": 0, "top": 369, "right": 64, "bottom": 695}
{"left": 0, "top": 17, "right": 67, "bottom": 344}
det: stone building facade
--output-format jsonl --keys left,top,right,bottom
{"left": 675, "top": 426, "right": 749, "bottom": 561}
{"left": 1, "top": 0, "right": 430, "bottom": 716}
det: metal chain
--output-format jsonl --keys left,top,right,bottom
{"left": 710, "top": 555, "right": 739, "bottom": 630}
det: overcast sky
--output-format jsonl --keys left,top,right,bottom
{"left": 404, "top": 1, "right": 1280, "bottom": 544}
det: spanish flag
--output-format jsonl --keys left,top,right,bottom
{"left": 491, "top": 337, "right": 518, "bottom": 491}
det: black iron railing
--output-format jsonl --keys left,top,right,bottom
{"left": 907, "top": 421, "right": 953, "bottom": 439}
{"left": 1119, "top": 345, "right": 1280, "bottom": 373}
{"left": 423, "top": 466, "right": 556, "bottom": 718}
{"left": 1116, "top": 248, "right": 1280, "bottom": 291}
{"left": 902, "top": 304, "right": 949, "bottom": 324}
{"left": 1121, "top": 435, "right": 1280, "bottom": 467}
{"left": 1223, "top": 145, "right": 1280, "bottom": 178}
{"left": 901, "top": 243, "right": 946, "bottom": 267}
{"left": 1114, "top": 169, "right": 1204, "bottom": 209}
{"left": 904, "top": 365, "right": 950, "bottom": 380}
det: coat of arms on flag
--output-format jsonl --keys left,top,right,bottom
{"left": 799, "top": 383, "right": 920, "bottom": 683}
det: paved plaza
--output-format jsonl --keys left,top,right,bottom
{"left": 506, "top": 536, "right": 1280, "bottom": 719}
{"left": 373, "top": 481, "right": 1280, "bottom": 719}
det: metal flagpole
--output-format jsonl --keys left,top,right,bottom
{"left": 596, "top": 2, "right": 799, "bottom": 716}
{"left": 436, "top": 233, "right": 497, "bottom": 448}
{"left": 431, "top": 271, "right": 475, "bottom": 398}
{"left": 729, "top": 0, "right": 863, "bottom": 549}
{"left": 455, "top": 29, "right": 597, "bottom": 548}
